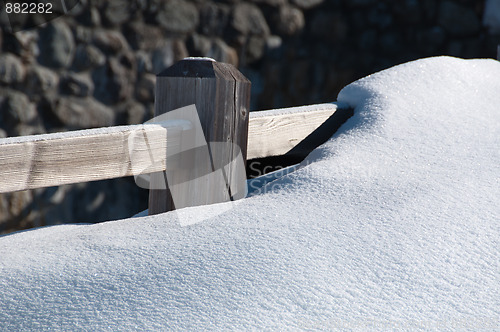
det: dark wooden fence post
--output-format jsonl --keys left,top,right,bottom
{"left": 148, "top": 58, "right": 251, "bottom": 215}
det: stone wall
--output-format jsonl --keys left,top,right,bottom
{"left": 1, "top": 0, "right": 499, "bottom": 234}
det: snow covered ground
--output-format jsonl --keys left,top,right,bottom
{"left": 1, "top": 56, "right": 499, "bottom": 330}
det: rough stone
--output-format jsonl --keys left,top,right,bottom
{"left": 151, "top": 42, "right": 175, "bottom": 74}
{"left": 92, "top": 57, "right": 135, "bottom": 104}
{"left": 208, "top": 39, "right": 239, "bottom": 66}
{"left": 231, "top": 3, "right": 270, "bottom": 37}
{"left": 172, "top": 39, "right": 189, "bottom": 62}
{"left": 135, "top": 73, "right": 156, "bottom": 103}
{"left": 265, "top": 35, "right": 283, "bottom": 59}
{"left": 76, "top": 5, "right": 101, "bottom": 26}
{"left": 13, "top": 123, "right": 46, "bottom": 136}
{"left": 37, "top": 21, "right": 75, "bottom": 69}
{"left": 103, "top": 0, "right": 131, "bottom": 26}
{"left": 2, "top": 31, "right": 39, "bottom": 63}
{"left": 0, "top": 89, "right": 37, "bottom": 127}
{"left": 230, "top": 3, "right": 270, "bottom": 64}
{"left": 187, "top": 34, "right": 213, "bottom": 57}
{"left": 199, "top": 2, "right": 231, "bottom": 37}
{"left": 35, "top": 95, "right": 64, "bottom": 131}
{"left": 124, "top": 22, "right": 164, "bottom": 51}
{"left": 60, "top": 72, "right": 95, "bottom": 97}
{"left": 275, "top": 5, "right": 305, "bottom": 36}
{"left": 0, "top": 53, "right": 26, "bottom": 85}
{"left": 29, "top": 13, "right": 54, "bottom": 29}
{"left": 186, "top": 34, "right": 238, "bottom": 65}
{"left": 25, "top": 65, "right": 59, "bottom": 96}
{"left": 67, "top": 178, "right": 148, "bottom": 224}
{"left": 135, "top": 51, "right": 153, "bottom": 74}
{"left": 0, "top": 7, "right": 29, "bottom": 33}
{"left": 92, "top": 29, "right": 130, "bottom": 55}
{"left": 24, "top": 185, "right": 71, "bottom": 230}
{"left": 245, "top": 35, "right": 266, "bottom": 63}
{"left": 151, "top": 40, "right": 188, "bottom": 74}
{"left": 53, "top": 96, "right": 114, "bottom": 129}
{"left": 72, "top": 44, "right": 106, "bottom": 71}
{"left": 64, "top": 0, "right": 87, "bottom": 16}
{"left": 438, "top": 1, "right": 481, "bottom": 36}
{"left": 156, "top": 0, "right": 199, "bottom": 34}
{"left": 116, "top": 101, "right": 146, "bottom": 125}
{"left": 0, "top": 191, "right": 34, "bottom": 234}
{"left": 290, "top": 0, "right": 324, "bottom": 9}
{"left": 74, "top": 26, "right": 93, "bottom": 44}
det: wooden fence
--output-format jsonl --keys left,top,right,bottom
{"left": 0, "top": 58, "right": 350, "bottom": 217}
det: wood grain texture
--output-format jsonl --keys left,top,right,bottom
{"left": 149, "top": 59, "right": 251, "bottom": 215}
{"left": 0, "top": 102, "right": 345, "bottom": 194}
{"left": 0, "top": 124, "right": 183, "bottom": 194}
{"left": 247, "top": 103, "right": 345, "bottom": 160}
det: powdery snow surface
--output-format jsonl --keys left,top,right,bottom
{"left": 1, "top": 56, "right": 499, "bottom": 330}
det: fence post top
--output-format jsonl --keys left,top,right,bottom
{"left": 156, "top": 58, "right": 250, "bottom": 85}
{"left": 183, "top": 57, "right": 216, "bottom": 62}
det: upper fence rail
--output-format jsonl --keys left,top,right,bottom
{"left": 0, "top": 102, "right": 346, "bottom": 194}
{"left": 0, "top": 122, "right": 184, "bottom": 193}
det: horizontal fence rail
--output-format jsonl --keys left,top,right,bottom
{"left": 0, "top": 122, "right": 187, "bottom": 194}
{"left": 0, "top": 102, "right": 346, "bottom": 194}
{"left": 247, "top": 102, "right": 345, "bottom": 159}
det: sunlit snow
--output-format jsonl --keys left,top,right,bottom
{"left": 1, "top": 56, "right": 499, "bottom": 330}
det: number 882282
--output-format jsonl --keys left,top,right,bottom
{"left": 5, "top": 2, "right": 53, "bottom": 14}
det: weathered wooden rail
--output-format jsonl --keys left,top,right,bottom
{"left": 0, "top": 103, "right": 346, "bottom": 191}
{"left": 0, "top": 123, "right": 184, "bottom": 193}
{"left": 0, "top": 58, "right": 350, "bottom": 217}
{"left": 247, "top": 103, "right": 343, "bottom": 159}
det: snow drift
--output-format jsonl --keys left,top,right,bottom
{"left": 1, "top": 56, "right": 499, "bottom": 330}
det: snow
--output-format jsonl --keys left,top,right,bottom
{"left": 1, "top": 56, "right": 499, "bottom": 330}
{"left": 0, "top": 121, "right": 191, "bottom": 146}
{"left": 183, "top": 57, "right": 216, "bottom": 62}
{"left": 483, "top": 0, "right": 500, "bottom": 34}
{"left": 249, "top": 102, "right": 345, "bottom": 118}
{"left": 0, "top": 124, "right": 139, "bottom": 145}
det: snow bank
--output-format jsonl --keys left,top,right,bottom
{"left": 1, "top": 56, "right": 499, "bottom": 330}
